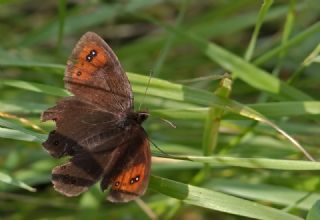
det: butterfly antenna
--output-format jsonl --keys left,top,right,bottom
{"left": 138, "top": 70, "right": 153, "bottom": 111}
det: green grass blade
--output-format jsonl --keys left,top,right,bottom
{"left": 0, "top": 118, "right": 46, "bottom": 143}
{"left": 244, "top": 0, "right": 273, "bottom": 61}
{"left": 307, "top": 200, "right": 320, "bottom": 220}
{"left": 0, "top": 101, "right": 48, "bottom": 114}
{"left": 1, "top": 80, "right": 68, "bottom": 97}
{"left": 155, "top": 154, "right": 320, "bottom": 170}
{"left": 57, "top": 0, "right": 67, "bottom": 51}
{"left": 151, "top": 101, "right": 320, "bottom": 120}
{"left": 207, "top": 179, "right": 319, "bottom": 211}
{"left": 203, "top": 42, "right": 313, "bottom": 101}
{"left": 0, "top": 59, "right": 65, "bottom": 69}
{"left": 150, "top": 175, "right": 303, "bottom": 220}
{"left": 202, "top": 77, "right": 232, "bottom": 156}
{"left": 0, "top": 127, "right": 42, "bottom": 142}
{"left": 250, "top": 101, "right": 320, "bottom": 117}
{"left": 0, "top": 172, "right": 36, "bottom": 192}
{"left": 254, "top": 21, "right": 320, "bottom": 65}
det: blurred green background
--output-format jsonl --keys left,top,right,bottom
{"left": 1, "top": 0, "right": 320, "bottom": 219}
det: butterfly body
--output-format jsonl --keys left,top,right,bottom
{"left": 41, "top": 32, "right": 151, "bottom": 203}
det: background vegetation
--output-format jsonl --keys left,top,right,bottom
{"left": 0, "top": 0, "right": 320, "bottom": 219}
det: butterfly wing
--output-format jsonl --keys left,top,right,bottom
{"left": 42, "top": 32, "right": 135, "bottom": 155}
{"left": 51, "top": 145, "right": 120, "bottom": 196}
{"left": 64, "top": 32, "right": 133, "bottom": 112}
{"left": 41, "top": 97, "right": 125, "bottom": 157}
{"left": 41, "top": 97, "right": 129, "bottom": 196}
{"left": 100, "top": 126, "right": 151, "bottom": 203}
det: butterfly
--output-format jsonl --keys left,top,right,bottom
{"left": 41, "top": 32, "right": 151, "bottom": 203}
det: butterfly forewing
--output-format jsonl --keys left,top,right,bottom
{"left": 64, "top": 32, "right": 133, "bottom": 112}
{"left": 41, "top": 97, "right": 125, "bottom": 154}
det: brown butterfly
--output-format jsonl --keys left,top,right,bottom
{"left": 41, "top": 32, "right": 151, "bottom": 202}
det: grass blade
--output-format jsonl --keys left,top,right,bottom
{"left": 155, "top": 155, "right": 320, "bottom": 170}
{"left": 0, "top": 172, "right": 36, "bottom": 192}
{"left": 150, "top": 175, "right": 303, "bottom": 220}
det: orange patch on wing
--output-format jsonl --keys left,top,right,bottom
{"left": 112, "top": 163, "right": 146, "bottom": 192}
{"left": 70, "top": 62, "right": 96, "bottom": 81}
{"left": 79, "top": 43, "right": 108, "bottom": 67}
{"left": 71, "top": 43, "right": 109, "bottom": 81}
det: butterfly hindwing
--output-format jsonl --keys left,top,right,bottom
{"left": 100, "top": 127, "right": 151, "bottom": 203}
{"left": 51, "top": 145, "right": 122, "bottom": 196}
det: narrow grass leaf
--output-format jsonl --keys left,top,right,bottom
{"left": 207, "top": 179, "right": 320, "bottom": 211}
{"left": 307, "top": 200, "right": 320, "bottom": 220}
{"left": 0, "top": 127, "right": 41, "bottom": 142}
{"left": 0, "top": 172, "right": 36, "bottom": 192}
{"left": 244, "top": 0, "right": 273, "bottom": 61}
{"left": 155, "top": 154, "right": 320, "bottom": 170}
{"left": 1, "top": 80, "right": 69, "bottom": 97}
{"left": 0, "top": 101, "right": 48, "bottom": 114}
{"left": 254, "top": 21, "right": 320, "bottom": 65}
{"left": 150, "top": 175, "right": 303, "bottom": 220}
{"left": 0, "top": 118, "right": 46, "bottom": 143}
{"left": 0, "top": 59, "right": 65, "bottom": 69}
{"left": 202, "top": 42, "right": 313, "bottom": 101}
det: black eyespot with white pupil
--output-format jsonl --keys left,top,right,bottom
{"left": 114, "top": 181, "right": 120, "bottom": 187}
{"left": 54, "top": 140, "right": 59, "bottom": 145}
{"left": 129, "top": 175, "right": 140, "bottom": 185}
{"left": 90, "top": 49, "right": 97, "bottom": 56}
{"left": 86, "top": 54, "right": 93, "bottom": 62}
{"left": 86, "top": 50, "right": 97, "bottom": 62}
